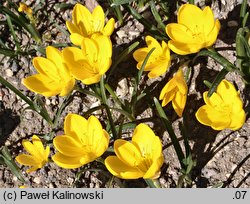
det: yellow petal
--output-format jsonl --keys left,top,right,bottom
{"left": 114, "top": 139, "right": 142, "bottom": 168}
{"left": 81, "top": 74, "right": 102, "bottom": 85}
{"left": 32, "top": 57, "right": 60, "bottom": 80}
{"left": 62, "top": 46, "right": 85, "bottom": 71}
{"left": 172, "top": 91, "right": 186, "bottom": 117}
{"left": 133, "top": 47, "right": 149, "bottom": 63}
{"left": 203, "top": 91, "right": 222, "bottom": 108}
{"left": 161, "top": 89, "right": 176, "bottom": 107}
{"left": 230, "top": 109, "right": 246, "bottom": 130}
{"left": 166, "top": 23, "right": 196, "bottom": 43}
{"left": 52, "top": 152, "right": 83, "bottom": 169}
{"left": 64, "top": 113, "right": 88, "bottom": 143}
{"left": 202, "top": 6, "right": 216, "bottom": 35}
{"left": 31, "top": 135, "right": 48, "bottom": 161}
{"left": 146, "top": 60, "right": 170, "bottom": 78}
{"left": 143, "top": 156, "right": 164, "bottom": 179}
{"left": 105, "top": 156, "right": 144, "bottom": 179}
{"left": 66, "top": 20, "right": 81, "bottom": 34}
{"left": 168, "top": 40, "right": 203, "bottom": 55}
{"left": 16, "top": 154, "right": 38, "bottom": 166}
{"left": 177, "top": 4, "right": 204, "bottom": 31}
{"left": 216, "top": 80, "right": 237, "bottom": 102}
{"left": 45, "top": 46, "right": 63, "bottom": 73}
{"left": 103, "top": 18, "right": 115, "bottom": 36}
{"left": 132, "top": 124, "right": 162, "bottom": 161}
{"left": 95, "top": 130, "right": 110, "bottom": 157}
{"left": 26, "top": 166, "right": 40, "bottom": 173}
{"left": 81, "top": 37, "right": 98, "bottom": 63}
{"left": 205, "top": 19, "right": 220, "bottom": 47}
{"left": 87, "top": 115, "right": 108, "bottom": 149}
{"left": 59, "top": 78, "right": 75, "bottom": 97}
{"left": 145, "top": 36, "right": 162, "bottom": 56}
{"left": 73, "top": 4, "right": 91, "bottom": 36}
{"left": 70, "top": 33, "right": 84, "bottom": 46}
{"left": 195, "top": 105, "right": 230, "bottom": 130}
{"left": 92, "top": 5, "right": 105, "bottom": 32}
{"left": 53, "top": 135, "right": 84, "bottom": 157}
{"left": 95, "top": 35, "right": 112, "bottom": 59}
{"left": 22, "top": 75, "right": 61, "bottom": 97}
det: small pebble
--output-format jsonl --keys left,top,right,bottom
{"left": 33, "top": 177, "right": 41, "bottom": 184}
{"left": 5, "top": 69, "right": 13, "bottom": 77}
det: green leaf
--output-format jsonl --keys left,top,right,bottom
{"left": 149, "top": 0, "right": 166, "bottom": 32}
{"left": 153, "top": 97, "right": 185, "bottom": 169}
{"left": 208, "top": 68, "right": 228, "bottom": 97}
{"left": 1, "top": 147, "right": 25, "bottom": 182}
{"left": 110, "top": 0, "right": 134, "bottom": 6}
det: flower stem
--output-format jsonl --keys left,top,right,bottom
{"left": 144, "top": 179, "right": 161, "bottom": 188}
{"left": 100, "top": 76, "right": 117, "bottom": 140}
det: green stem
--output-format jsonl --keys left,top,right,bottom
{"left": 75, "top": 85, "right": 102, "bottom": 100}
{"left": 144, "top": 179, "right": 161, "bottom": 188}
{"left": 100, "top": 76, "right": 117, "bottom": 139}
{"left": 52, "top": 94, "right": 73, "bottom": 130}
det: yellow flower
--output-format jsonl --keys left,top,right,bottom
{"left": 66, "top": 4, "right": 115, "bottom": 45}
{"left": 133, "top": 36, "right": 171, "bottom": 78}
{"left": 63, "top": 34, "right": 112, "bottom": 85}
{"left": 196, "top": 80, "right": 246, "bottom": 130}
{"left": 18, "top": 3, "right": 32, "bottom": 17}
{"left": 22, "top": 46, "right": 75, "bottom": 97}
{"left": 159, "top": 69, "right": 188, "bottom": 117}
{"left": 166, "top": 4, "right": 220, "bottom": 55}
{"left": 105, "top": 124, "right": 164, "bottom": 179}
{"left": 15, "top": 135, "right": 50, "bottom": 173}
{"left": 52, "top": 114, "right": 110, "bottom": 169}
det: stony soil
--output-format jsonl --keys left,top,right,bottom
{"left": 0, "top": 0, "right": 249, "bottom": 188}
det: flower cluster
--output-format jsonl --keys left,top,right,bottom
{"left": 23, "top": 4, "right": 114, "bottom": 96}
{"left": 14, "top": 2, "right": 247, "bottom": 185}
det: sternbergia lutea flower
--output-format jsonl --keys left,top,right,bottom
{"left": 196, "top": 80, "right": 246, "bottom": 130}
{"left": 166, "top": 4, "right": 220, "bottom": 55}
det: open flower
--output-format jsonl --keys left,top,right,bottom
{"left": 105, "top": 124, "right": 164, "bottom": 179}
{"left": 133, "top": 36, "right": 171, "bottom": 78}
{"left": 52, "top": 114, "right": 109, "bottom": 169}
{"left": 159, "top": 69, "right": 188, "bottom": 117}
{"left": 66, "top": 4, "right": 115, "bottom": 45}
{"left": 166, "top": 4, "right": 220, "bottom": 55}
{"left": 22, "top": 46, "right": 75, "bottom": 97}
{"left": 196, "top": 80, "right": 246, "bottom": 130}
{"left": 15, "top": 135, "right": 50, "bottom": 173}
{"left": 63, "top": 34, "right": 112, "bottom": 85}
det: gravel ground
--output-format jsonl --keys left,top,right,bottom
{"left": 0, "top": 0, "right": 249, "bottom": 188}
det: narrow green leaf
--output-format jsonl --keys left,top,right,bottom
{"left": 236, "top": 28, "right": 246, "bottom": 69}
{"left": 153, "top": 97, "right": 185, "bottom": 169}
{"left": 6, "top": 14, "right": 20, "bottom": 51}
{"left": 188, "top": 0, "right": 195, "bottom": 4}
{"left": 208, "top": 68, "right": 228, "bottom": 97}
{"left": 149, "top": 0, "right": 166, "bottom": 31}
{"left": 125, "top": 5, "right": 167, "bottom": 40}
{"left": 1, "top": 147, "right": 25, "bottom": 182}
{"left": 203, "top": 80, "right": 212, "bottom": 88}
{"left": 240, "top": 0, "right": 248, "bottom": 25}
{"left": 242, "top": 12, "right": 249, "bottom": 28}
{"left": 144, "top": 179, "right": 161, "bottom": 188}
{"left": 105, "top": 84, "right": 124, "bottom": 108}
{"left": 100, "top": 76, "right": 117, "bottom": 139}
{"left": 110, "top": 0, "right": 134, "bottom": 6}
{"left": 195, "top": 49, "right": 236, "bottom": 71}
